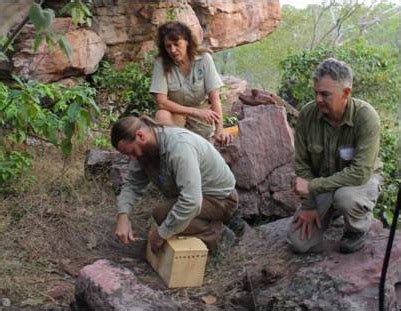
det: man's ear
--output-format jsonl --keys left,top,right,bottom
{"left": 343, "top": 87, "right": 352, "bottom": 99}
{"left": 135, "top": 129, "right": 146, "bottom": 143}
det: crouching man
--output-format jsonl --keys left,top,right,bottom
{"left": 287, "top": 58, "right": 382, "bottom": 254}
{"left": 111, "top": 116, "right": 238, "bottom": 253}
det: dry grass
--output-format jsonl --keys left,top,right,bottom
{"left": 0, "top": 143, "right": 255, "bottom": 309}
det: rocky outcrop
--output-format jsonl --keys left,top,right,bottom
{"left": 219, "top": 98, "right": 299, "bottom": 220}
{"left": 0, "top": 1, "right": 33, "bottom": 37}
{"left": 8, "top": 0, "right": 280, "bottom": 79}
{"left": 190, "top": 0, "right": 281, "bottom": 49}
{"left": 74, "top": 259, "right": 181, "bottom": 310}
{"left": 12, "top": 18, "right": 106, "bottom": 82}
{"left": 233, "top": 218, "right": 401, "bottom": 310}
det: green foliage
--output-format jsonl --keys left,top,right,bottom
{"left": 223, "top": 114, "right": 238, "bottom": 128}
{"left": 278, "top": 41, "right": 400, "bottom": 114}
{"left": 374, "top": 118, "right": 401, "bottom": 224}
{"left": 93, "top": 136, "right": 111, "bottom": 149}
{"left": 214, "top": 3, "right": 401, "bottom": 92}
{"left": 60, "top": 0, "right": 93, "bottom": 27}
{"left": 92, "top": 59, "right": 156, "bottom": 117}
{"left": 0, "top": 79, "right": 99, "bottom": 186}
{"left": 0, "top": 150, "right": 33, "bottom": 189}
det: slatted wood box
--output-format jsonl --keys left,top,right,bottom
{"left": 146, "top": 234, "right": 208, "bottom": 288}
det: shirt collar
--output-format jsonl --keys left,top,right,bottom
{"left": 317, "top": 97, "right": 354, "bottom": 127}
{"left": 155, "top": 127, "right": 167, "bottom": 155}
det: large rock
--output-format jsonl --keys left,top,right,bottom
{"left": 74, "top": 259, "right": 181, "bottom": 310}
{"left": 84, "top": 149, "right": 129, "bottom": 193}
{"left": 0, "top": 0, "right": 33, "bottom": 37}
{"left": 92, "top": 1, "right": 203, "bottom": 67}
{"left": 219, "top": 103, "right": 299, "bottom": 219}
{"left": 90, "top": 0, "right": 280, "bottom": 66}
{"left": 190, "top": 0, "right": 281, "bottom": 49}
{"left": 12, "top": 18, "right": 106, "bottom": 82}
{"left": 6, "top": 1, "right": 280, "bottom": 79}
{"left": 234, "top": 218, "right": 401, "bottom": 310}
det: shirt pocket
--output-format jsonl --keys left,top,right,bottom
{"left": 307, "top": 143, "right": 323, "bottom": 170}
{"left": 167, "top": 82, "right": 184, "bottom": 105}
{"left": 190, "top": 79, "right": 206, "bottom": 105}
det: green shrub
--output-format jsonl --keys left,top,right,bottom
{"left": 279, "top": 40, "right": 400, "bottom": 114}
{"left": 92, "top": 58, "right": 155, "bottom": 117}
{"left": 0, "top": 78, "right": 99, "bottom": 188}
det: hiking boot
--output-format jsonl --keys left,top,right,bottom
{"left": 339, "top": 230, "right": 368, "bottom": 254}
{"left": 227, "top": 212, "right": 247, "bottom": 237}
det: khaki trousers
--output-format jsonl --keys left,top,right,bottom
{"left": 152, "top": 190, "right": 239, "bottom": 250}
{"left": 287, "top": 174, "right": 381, "bottom": 253}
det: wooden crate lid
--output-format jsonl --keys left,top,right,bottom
{"left": 167, "top": 236, "right": 208, "bottom": 252}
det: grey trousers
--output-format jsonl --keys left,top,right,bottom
{"left": 287, "top": 174, "right": 381, "bottom": 253}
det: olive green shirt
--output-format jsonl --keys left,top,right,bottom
{"left": 150, "top": 52, "right": 223, "bottom": 107}
{"left": 117, "top": 127, "right": 236, "bottom": 239}
{"left": 294, "top": 97, "right": 381, "bottom": 209}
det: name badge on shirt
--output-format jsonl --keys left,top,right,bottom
{"left": 339, "top": 146, "right": 355, "bottom": 161}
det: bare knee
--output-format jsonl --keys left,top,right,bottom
{"left": 155, "top": 109, "right": 174, "bottom": 125}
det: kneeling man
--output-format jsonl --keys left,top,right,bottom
{"left": 287, "top": 58, "right": 382, "bottom": 254}
{"left": 111, "top": 116, "right": 238, "bottom": 253}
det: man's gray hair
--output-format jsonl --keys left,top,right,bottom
{"left": 313, "top": 58, "right": 353, "bottom": 88}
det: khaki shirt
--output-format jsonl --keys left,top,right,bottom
{"left": 117, "top": 127, "right": 236, "bottom": 239}
{"left": 150, "top": 53, "right": 223, "bottom": 107}
{"left": 294, "top": 97, "right": 381, "bottom": 208}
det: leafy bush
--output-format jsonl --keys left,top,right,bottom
{"left": 278, "top": 40, "right": 400, "bottom": 114}
{"left": 278, "top": 41, "right": 400, "bottom": 225}
{"left": 0, "top": 78, "right": 99, "bottom": 188}
{"left": 92, "top": 58, "right": 155, "bottom": 117}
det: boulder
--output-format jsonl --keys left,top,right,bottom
{"left": 12, "top": 18, "right": 106, "bottom": 82}
{"left": 220, "top": 75, "right": 248, "bottom": 115}
{"left": 219, "top": 103, "right": 299, "bottom": 219}
{"left": 90, "top": 0, "right": 280, "bottom": 66}
{"left": 84, "top": 149, "right": 129, "bottom": 193}
{"left": 92, "top": 1, "right": 203, "bottom": 67}
{"left": 234, "top": 218, "right": 401, "bottom": 310}
{"left": 190, "top": 0, "right": 281, "bottom": 49}
{"left": 74, "top": 259, "right": 181, "bottom": 310}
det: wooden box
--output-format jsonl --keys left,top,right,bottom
{"left": 146, "top": 235, "right": 208, "bottom": 288}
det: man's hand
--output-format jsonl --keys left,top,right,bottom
{"left": 294, "top": 177, "right": 310, "bottom": 197}
{"left": 292, "top": 210, "right": 321, "bottom": 240}
{"left": 149, "top": 228, "right": 165, "bottom": 254}
{"left": 115, "top": 213, "right": 137, "bottom": 245}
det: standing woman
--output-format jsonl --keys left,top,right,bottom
{"left": 150, "top": 21, "right": 232, "bottom": 144}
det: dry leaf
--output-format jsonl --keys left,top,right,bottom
{"left": 201, "top": 294, "right": 217, "bottom": 305}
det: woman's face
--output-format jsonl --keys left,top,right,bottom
{"left": 164, "top": 36, "right": 189, "bottom": 64}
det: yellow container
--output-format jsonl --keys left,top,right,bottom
{"left": 223, "top": 125, "right": 239, "bottom": 137}
{"left": 146, "top": 235, "right": 208, "bottom": 288}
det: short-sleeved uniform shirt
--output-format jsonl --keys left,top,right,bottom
{"left": 150, "top": 53, "right": 223, "bottom": 107}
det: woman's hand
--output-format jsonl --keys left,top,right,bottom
{"left": 192, "top": 108, "right": 221, "bottom": 124}
{"left": 214, "top": 131, "right": 233, "bottom": 145}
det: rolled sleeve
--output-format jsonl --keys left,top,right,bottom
{"left": 203, "top": 53, "right": 223, "bottom": 93}
{"left": 158, "top": 143, "right": 202, "bottom": 239}
{"left": 150, "top": 58, "right": 168, "bottom": 95}
{"left": 117, "top": 160, "right": 150, "bottom": 215}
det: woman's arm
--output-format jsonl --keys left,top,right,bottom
{"left": 209, "top": 89, "right": 232, "bottom": 145}
{"left": 155, "top": 93, "right": 220, "bottom": 124}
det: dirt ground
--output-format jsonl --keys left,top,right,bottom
{"left": 0, "top": 144, "right": 256, "bottom": 310}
